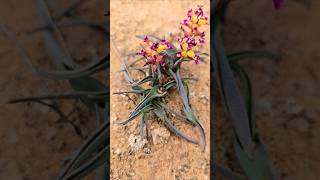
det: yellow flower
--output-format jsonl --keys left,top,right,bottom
{"left": 187, "top": 50, "right": 195, "bottom": 58}
{"left": 181, "top": 42, "right": 188, "bottom": 51}
{"left": 191, "top": 15, "right": 198, "bottom": 23}
{"left": 181, "top": 51, "right": 188, "bottom": 58}
{"left": 198, "top": 19, "right": 208, "bottom": 26}
{"left": 156, "top": 44, "right": 167, "bottom": 53}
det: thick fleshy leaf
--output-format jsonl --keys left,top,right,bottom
{"left": 113, "top": 104, "right": 152, "bottom": 125}
{"left": 32, "top": 18, "right": 109, "bottom": 35}
{"left": 128, "top": 86, "right": 165, "bottom": 116}
{"left": 127, "top": 57, "right": 145, "bottom": 67}
{"left": 57, "top": 121, "right": 109, "bottom": 179}
{"left": 163, "top": 77, "right": 196, "bottom": 91}
{"left": 69, "top": 15, "right": 110, "bottom": 36}
{"left": 37, "top": 0, "right": 75, "bottom": 69}
{"left": 122, "top": 58, "right": 135, "bottom": 83}
{"left": 156, "top": 102, "right": 191, "bottom": 124}
{"left": 7, "top": 91, "right": 108, "bottom": 104}
{"left": 69, "top": 76, "right": 108, "bottom": 110}
{"left": 167, "top": 69, "right": 206, "bottom": 150}
{"left": 59, "top": 145, "right": 109, "bottom": 180}
{"left": 129, "top": 75, "right": 155, "bottom": 86}
{"left": 153, "top": 105, "right": 198, "bottom": 144}
{"left": 234, "top": 138, "right": 276, "bottom": 180}
{"left": 168, "top": 69, "right": 190, "bottom": 110}
{"left": 212, "top": 25, "right": 254, "bottom": 155}
{"left": 227, "top": 50, "right": 279, "bottom": 62}
{"left": 113, "top": 89, "right": 148, "bottom": 95}
{"left": 230, "top": 62, "right": 255, "bottom": 137}
{"left": 115, "top": 86, "right": 165, "bottom": 125}
{"left": 37, "top": 55, "right": 109, "bottom": 79}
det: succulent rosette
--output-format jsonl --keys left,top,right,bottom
{"left": 117, "top": 6, "right": 209, "bottom": 150}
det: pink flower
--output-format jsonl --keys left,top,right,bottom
{"left": 273, "top": 0, "right": 284, "bottom": 10}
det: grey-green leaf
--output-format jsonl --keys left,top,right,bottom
{"left": 234, "top": 138, "right": 276, "bottom": 180}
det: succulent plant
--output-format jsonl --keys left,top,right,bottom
{"left": 114, "top": 6, "right": 209, "bottom": 150}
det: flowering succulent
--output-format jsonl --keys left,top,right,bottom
{"left": 116, "top": 6, "right": 209, "bottom": 150}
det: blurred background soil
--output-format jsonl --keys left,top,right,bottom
{"left": 0, "top": 0, "right": 107, "bottom": 179}
{"left": 110, "top": 0, "right": 210, "bottom": 180}
{"left": 214, "top": 1, "right": 320, "bottom": 180}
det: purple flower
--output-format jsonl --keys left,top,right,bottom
{"left": 150, "top": 43, "right": 158, "bottom": 50}
{"left": 143, "top": 36, "right": 149, "bottom": 42}
{"left": 273, "top": 0, "right": 284, "bottom": 10}
{"left": 166, "top": 42, "right": 173, "bottom": 49}
{"left": 180, "top": 19, "right": 188, "bottom": 25}
{"left": 199, "top": 38, "right": 205, "bottom": 44}
{"left": 137, "top": 49, "right": 146, "bottom": 57}
{"left": 187, "top": 9, "right": 192, "bottom": 18}
{"left": 152, "top": 55, "right": 157, "bottom": 63}
{"left": 195, "top": 5, "right": 204, "bottom": 17}
{"left": 200, "top": 32, "right": 205, "bottom": 38}
{"left": 194, "top": 55, "right": 200, "bottom": 64}
{"left": 159, "top": 60, "right": 166, "bottom": 66}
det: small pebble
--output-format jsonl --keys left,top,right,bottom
{"left": 143, "top": 147, "right": 151, "bottom": 154}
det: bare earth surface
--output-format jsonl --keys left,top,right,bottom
{"left": 110, "top": 1, "right": 210, "bottom": 180}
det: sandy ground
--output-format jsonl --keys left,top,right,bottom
{"left": 0, "top": 0, "right": 107, "bottom": 179}
{"left": 110, "top": 0, "right": 210, "bottom": 180}
{"left": 214, "top": 1, "right": 320, "bottom": 180}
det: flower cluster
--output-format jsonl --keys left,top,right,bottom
{"left": 137, "top": 36, "right": 172, "bottom": 71}
{"left": 177, "top": 6, "right": 208, "bottom": 64}
{"left": 137, "top": 5, "right": 208, "bottom": 70}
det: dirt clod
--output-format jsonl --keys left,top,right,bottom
{"left": 128, "top": 134, "right": 147, "bottom": 151}
{"left": 151, "top": 127, "right": 170, "bottom": 145}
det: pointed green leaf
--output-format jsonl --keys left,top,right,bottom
{"left": 114, "top": 104, "right": 152, "bottom": 125}
{"left": 230, "top": 62, "right": 255, "bottom": 136}
{"left": 153, "top": 105, "right": 198, "bottom": 144}
{"left": 69, "top": 76, "right": 108, "bottom": 110}
{"left": 227, "top": 50, "right": 279, "bottom": 62}
{"left": 234, "top": 138, "right": 276, "bottom": 180}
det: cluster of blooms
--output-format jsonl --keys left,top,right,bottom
{"left": 137, "top": 6, "right": 208, "bottom": 70}
{"left": 177, "top": 6, "right": 208, "bottom": 64}
{"left": 137, "top": 36, "right": 172, "bottom": 71}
